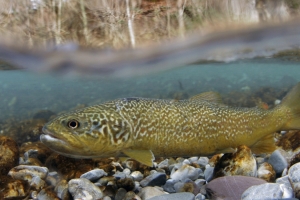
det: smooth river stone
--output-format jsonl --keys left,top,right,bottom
{"left": 206, "top": 175, "right": 266, "bottom": 200}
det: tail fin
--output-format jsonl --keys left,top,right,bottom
{"left": 281, "top": 82, "right": 300, "bottom": 130}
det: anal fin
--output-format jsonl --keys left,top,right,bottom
{"left": 250, "top": 133, "right": 276, "bottom": 154}
{"left": 122, "top": 149, "right": 154, "bottom": 167}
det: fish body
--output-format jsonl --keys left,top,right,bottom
{"left": 41, "top": 83, "right": 300, "bottom": 166}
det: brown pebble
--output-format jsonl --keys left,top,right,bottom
{"left": 20, "top": 142, "right": 53, "bottom": 164}
{"left": 209, "top": 154, "right": 223, "bottom": 167}
{"left": 257, "top": 162, "right": 276, "bottom": 182}
{"left": 0, "top": 175, "right": 30, "bottom": 199}
{"left": 276, "top": 130, "right": 300, "bottom": 152}
{"left": 0, "top": 136, "right": 19, "bottom": 175}
{"left": 289, "top": 152, "right": 300, "bottom": 170}
{"left": 45, "top": 153, "right": 95, "bottom": 180}
{"left": 116, "top": 178, "right": 135, "bottom": 191}
{"left": 213, "top": 145, "right": 257, "bottom": 178}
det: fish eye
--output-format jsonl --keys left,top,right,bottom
{"left": 67, "top": 120, "right": 80, "bottom": 129}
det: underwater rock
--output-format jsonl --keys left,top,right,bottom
{"left": 115, "top": 188, "right": 127, "bottom": 200}
{"left": 208, "top": 154, "right": 223, "bottom": 167}
{"left": 257, "top": 162, "right": 276, "bottom": 182}
{"left": 268, "top": 149, "right": 288, "bottom": 174}
{"left": 0, "top": 136, "right": 19, "bottom": 175}
{"left": 8, "top": 165, "right": 48, "bottom": 181}
{"left": 37, "top": 187, "right": 60, "bottom": 200}
{"left": 0, "top": 176, "right": 30, "bottom": 199}
{"left": 197, "top": 157, "right": 209, "bottom": 168}
{"left": 203, "top": 165, "right": 214, "bottom": 182}
{"left": 288, "top": 162, "right": 300, "bottom": 198}
{"left": 174, "top": 179, "right": 199, "bottom": 194}
{"left": 80, "top": 168, "right": 107, "bottom": 182}
{"left": 241, "top": 183, "right": 294, "bottom": 199}
{"left": 170, "top": 164, "right": 201, "bottom": 181}
{"left": 289, "top": 152, "right": 300, "bottom": 169}
{"left": 138, "top": 186, "right": 166, "bottom": 200}
{"left": 45, "top": 153, "right": 94, "bottom": 180}
{"left": 140, "top": 172, "right": 167, "bottom": 187}
{"left": 124, "top": 191, "right": 142, "bottom": 200}
{"left": 195, "top": 193, "right": 206, "bottom": 200}
{"left": 122, "top": 159, "right": 140, "bottom": 171}
{"left": 206, "top": 175, "right": 266, "bottom": 200}
{"left": 20, "top": 142, "right": 53, "bottom": 164}
{"left": 146, "top": 192, "right": 194, "bottom": 200}
{"left": 162, "top": 179, "right": 177, "bottom": 193}
{"left": 131, "top": 171, "right": 144, "bottom": 182}
{"left": 116, "top": 177, "right": 135, "bottom": 191}
{"left": 213, "top": 145, "right": 257, "bottom": 178}
{"left": 55, "top": 179, "right": 70, "bottom": 200}
{"left": 68, "top": 178, "right": 103, "bottom": 200}
{"left": 276, "top": 130, "right": 300, "bottom": 152}
{"left": 276, "top": 175, "right": 293, "bottom": 195}
{"left": 95, "top": 176, "right": 116, "bottom": 187}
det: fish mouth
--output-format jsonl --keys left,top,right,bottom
{"left": 40, "top": 126, "right": 66, "bottom": 144}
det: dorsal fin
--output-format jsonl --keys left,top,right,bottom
{"left": 189, "top": 91, "right": 222, "bottom": 104}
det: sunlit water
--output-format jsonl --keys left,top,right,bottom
{"left": 0, "top": 58, "right": 299, "bottom": 121}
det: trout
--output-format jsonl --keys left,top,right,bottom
{"left": 41, "top": 83, "right": 300, "bottom": 166}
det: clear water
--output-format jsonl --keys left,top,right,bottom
{"left": 0, "top": 58, "right": 299, "bottom": 121}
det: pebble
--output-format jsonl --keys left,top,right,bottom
{"left": 80, "top": 168, "right": 107, "bottom": 182}
{"left": 30, "top": 176, "right": 46, "bottom": 190}
{"left": 194, "top": 179, "right": 206, "bottom": 189}
{"left": 8, "top": 165, "right": 48, "bottom": 181}
{"left": 241, "top": 183, "right": 294, "bottom": 199}
{"left": 188, "top": 157, "right": 199, "bottom": 164}
{"left": 213, "top": 145, "right": 257, "bottom": 178}
{"left": 203, "top": 165, "right": 214, "bottom": 182}
{"left": 114, "top": 171, "right": 129, "bottom": 179}
{"left": 170, "top": 164, "right": 201, "bottom": 181}
{"left": 257, "top": 162, "right": 276, "bottom": 182}
{"left": 0, "top": 136, "right": 19, "bottom": 175}
{"left": 55, "top": 179, "right": 69, "bottom": 199}
{"left": 157, "top": 159, "right": 169, "bottom": 169}
{"left": 206, "top": 175, "right": 266, "bottom": 200}
{"left": 68, "top": 178, "right": 103, "bottom": 200}
{"left": 115, "top": 188, "right": 127, "bottom": 200}
{"left": 197, "top": 157, "right": 209, "bottom": 168}
{"left": 95, "top": 176, "right": 116, "bottom": 186}
{"left": 131, "top": 171, "right": 144, "bottom": 181}
{"left": 1, "top": 179, "right": 29, "bottom": 199}
{"left": 174, "top": 179, "right": 199, "bottom": 194}
{"left": 124, "top": 191, "right": 142, "bottom": 200}
{"left": 140, "top": 172, "right": 167, "bottom": 187}
{"left": 288, "top": 162, "right": 300, "bottom": 198}
{"left": 116, "top": 177, "right": 135, "bottom": 191}
{"left": 123, "top": 168, "right": 131, "bottom": 175}
{"left": 37, "top": 188, "right": 59, "bottom": 200}
{"left": 268, "top": 149, "right": 288, "bottom": 174}
{"left": 162, "top": 179, "right": 177, "bottom": 193}
{"left": 147, "top": 192, "right": 194, "bottom": 200}
{"left": 195, "top": 193, "right": 206, "bottom": 200}
{"left": 276, "top": 175, "right": 293, "bottom": 194}
{"left": 138, "top": 186, "right": 166, "bottom": 200}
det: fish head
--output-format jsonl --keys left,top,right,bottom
{"left": 40, "top": 105, "right": 131, "bottom": 158}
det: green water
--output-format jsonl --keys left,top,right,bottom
{"left": 0, "top": 58, "right": 299, "bottom": 121}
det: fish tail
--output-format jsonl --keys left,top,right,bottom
{"left": 281, "top": 82, "right": 300, "bottom": 130}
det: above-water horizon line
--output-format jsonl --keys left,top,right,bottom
{"left": 0, "top": 19, "right": 300, "bottom": 78}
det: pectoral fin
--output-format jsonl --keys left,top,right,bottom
{"left": 122, "top": 149, "right": 154, "bottom": 167}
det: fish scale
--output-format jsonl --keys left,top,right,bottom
{"left": 41, "top": 83, "right": 300, "bottom": 166}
